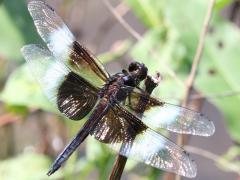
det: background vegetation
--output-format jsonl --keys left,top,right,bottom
{"left": 0, "top": 0, "right": 240, "bottom": 179}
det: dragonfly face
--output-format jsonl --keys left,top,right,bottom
{"left": 125, "top": 62, "right": 148, "bottom": 86}
{"left": 21, "top": 1, "right": 215, "bottom": 178}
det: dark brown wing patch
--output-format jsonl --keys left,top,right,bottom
{"left": 57, "top": 72, "right": 98, "bottom": 120}
{"left": 70, "top": 41, "right": 109, "bottom": 82}
{"left": 128, "top": 90, "right": 164, "bottom": 113}
{"left": 90, "top": 105, "right": 147, "bottom": 144}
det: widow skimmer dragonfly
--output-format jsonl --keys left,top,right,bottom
{"left": 21, "top": 1, "right": 215, "bottom": 178}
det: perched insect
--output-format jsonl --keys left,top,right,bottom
{"left": 21, "top": 1, "right": 215, "bottom": 178}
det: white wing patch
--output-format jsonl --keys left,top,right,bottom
{"left": 141, "top": 103, "right": 215, "bottom": 136}
{"left": 49, "top": 26, "right": 74, "bottom": 59}
{"left": 21, "top": 44, "right": 69, "bottom": 105}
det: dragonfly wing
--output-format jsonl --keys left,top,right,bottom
{"left": 21, "top": 44, "right": 98, "bottom": 120}
{"left": 28, "top": 1, "right": 109, "bottom": 88}
{"left": 126, "top": 90, "right": 215, "bottom": 136}
{"left": 90, "top": 104, "right": 197, "bottom": 178}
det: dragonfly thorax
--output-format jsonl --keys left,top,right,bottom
{"left": 99, "top": 62, "right": 148, "bottom": 102}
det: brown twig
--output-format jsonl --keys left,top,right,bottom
{"left": 93, "top": 2, "right": 130, "bottom": 51}
{"left": 185, "top": 145, "right": 219, "bottom": 162}
{"left": 102, "top": 0, "right": 142, "bottom": 41}
{"left": 190, "top": 90, "right": 240, "bottom": 100}
{"left": 0, "top": 113, "right": 19, "bottom": 127}
{"left": 161, "top": 90, "right": 240, "bottom": 103}
{"left": 175, "top": 1, "right": 216, "bottom": 180}
{"left": 102, "top": 0, "right": 184, "bottom": 87}
{"left": 177, "top": 0, "right": 216, "bottom": 145}
{"left": 182, "top": 0, "right": 216, "bottom": 107}
{"left": 184, "top": 145, "right": 240, "bottom": 176}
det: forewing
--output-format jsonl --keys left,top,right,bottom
{"left": 21, "top": 44, "right": 98, "bottom": 120}
{"left": 28, "top": 1, "right": 109, "bottom": 88}
{"left": 90, "top": 104, "right": 197, "bottom": 178}
{"left": 125, "top": 90, "right": 215, "bottom": 136}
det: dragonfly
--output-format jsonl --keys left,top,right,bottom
{"left": 21, "top": 1, "right": 215, "bottom": 178}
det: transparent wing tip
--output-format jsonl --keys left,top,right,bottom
{"left": 180, "top": 152, "right": 197, "bottom": 178}
{"left": 21, "top": 45, "right": 31, "bottom": 59}
{"left": 28, "top": 1, "right": 39, "bottom": 10}
{"left": 186, "top": 160, "right": 197, "bottom": 178}
{"left": 21, "top": 44, "right": 47, "bottom": 60}
{"left": 21, "top": 44, "right": 31, "bottom": 52}
{"left": 28, "top": 0, "right": 54, "bottom": 17}
{"left": 207, "top": 120, "right": 215, "bottom": 136}
{"left": 199, "top": 114, "right": 215, "bottom": 137}
{"left": 28, "top": 0, "right": 45, "bottom": 8}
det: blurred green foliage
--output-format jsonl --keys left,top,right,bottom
{"left": 0, "top": 153, "right": 51, "bottom": 180}
{"left": 0, "top": 0, "right": 239, "bottom": 179}
{"left": 215, "top": 0, "right": 233, "bottom": 10}
{"left": 0, "top": 64, "right": 54, "bottom": 111}
{"left": 126, "top": 0, "right": 240, "bottom": 143}
{"left": 217, "top": 146, "right": 240, "bottom": 173}
{"left": 0, "top": 0, "right": 40, "bottom": 62}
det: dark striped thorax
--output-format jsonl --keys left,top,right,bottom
{"left": 98, "top": 62, "right": 148, "bottom": 103}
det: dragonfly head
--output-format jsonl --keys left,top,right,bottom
{"left": 122, "top": 62, "right": 148, "bottom": 87}
{"left": 128, "top": 62, "right": 148, "bottom": 81}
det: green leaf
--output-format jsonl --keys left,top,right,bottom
{"left": 0, "top": 0, "right": 40, "bottom": 61}
{"left": 215, "top": 0, "right": 233, "bottom": 11}
{"left": 0, "top": 153, "right": 51, "bottom": 180}
{"left": 86, "top": 137, "right": 108, "bottom": 162}
{"left": 130, "top": 28, "right": 174, "bottom": 73}
{"left": 196, "top": 20, "right": 240, "bottom": 142}
{"left": 128, "top": 0, "right": 209, "bottom": 73}
{"left": 5, "top": 104, "right": 29, "bottom": 115}
{"left": 221, "top": 146, "right": 240, "bottom": 161}
{"left": 98, "top": 40, "right": 131, "bottom": 64}
{"left": 128, "top": 0, "right": 210, "bottom": 101}
{"left": 162, "top": 0, "right": 209, "bottom": 72}
{"left": 125, "top": 0, "right": 164, "bottom": 28}
{"left": 86, "top": 137, "right": 115, "bottom": 180}
{"left": 0, "top": 64, "right": 55, "bottom": 112}
{"left": 217, "top": 146, "right": 240, "bottom": 173}
{"left": 130, "top": 28, "right": 185, "bottom": 102}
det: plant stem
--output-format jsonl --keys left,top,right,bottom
{"left": 175, "top": 1, "right": 216, "bottom": 180}
{"left": 109, "top": 74, "right": 161, "bottom": 180}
